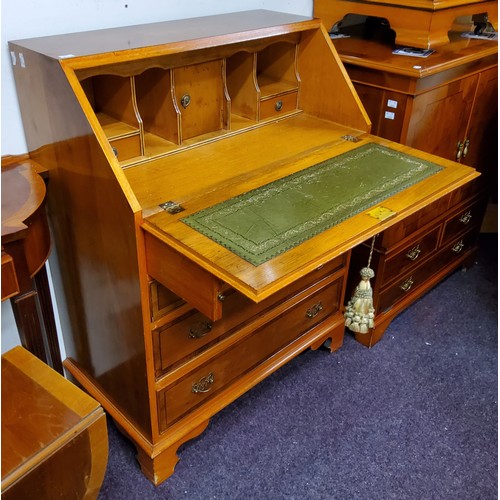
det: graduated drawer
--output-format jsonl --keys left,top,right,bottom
{"left": 380, "top": 226, "right": 440, "bottom": 287}
{"left": 260, "top": 91, "right": 298, "bottom": 120}
{"left": 441, "top": 197, "right": 486, "bottom": 246}
{"left": 378, "top": 229, "right": 478, "bottom": 312}
{"left": 109, "top": 134, "right": 142, "bottom": 161}
{"left": 152, "top": 255, "right": 345, "bottom": 375}
{"left": 157, "top": 276, "right": 342, "bottom": 430}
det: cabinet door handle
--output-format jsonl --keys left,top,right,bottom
{"left": 189, "top": 321, "right": 213, "bottom": 339}
{"left": 459, "top": 211, "right": 472, "bottom": 225}
{"left": 452, "top": 240, "right": 465, "bottom": 253}
{"left": 456, "top": 141, "right": 463, "bottom": 160}
{"left": 406, "top": 245, "right": 422, "bottom": 261}
{"left": 399, "top": 277, "right": 414, "bottom": 292}
{"left": 192, "top": 372, "right": 215, "bottom": 393}
{"left": 463, "top": 139, "right": 470, "bottom": 158}
{"left": 306, "top": 302, "right": 323, "bottom": 318}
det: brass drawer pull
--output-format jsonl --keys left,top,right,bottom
{"left": 192, "top": 372, "right": 214, "bottom": 393}
{"left": 406, "top": 245, "right": 422, "bottom": 261}
{"left": 459, "top": 211, "right": 472, "bottom": 224}
{"left": 399, "top": 277, "right": 414, "bottom": 292}
{"left": 306, "top": 302, "right": 323, "bottom": 319}
{"left": 275, "top": 100, "right": 283, "bottom": 111}
{"left": 452, "top": 240, "right": 465, "bottom": 253}
{"left": 189, "top": 321, "right": 213, "bottom": 339}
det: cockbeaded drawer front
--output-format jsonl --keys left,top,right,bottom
{"left": 378, "top": 229, "right": 478, "bottom": 312}
{"left": 152, "top": 255, "right": 345, "bottom": 376}
{"left": 157, "top": 275, "right": 343, "bottom": 431}
{"left": 259, "top": 91, "right": 298, "bottom": 120}
{"left": 380, "top": 225, "right": 441, "bottom": 288}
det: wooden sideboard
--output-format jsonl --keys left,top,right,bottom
{"left": 9, "top": 11, "right": 479, "bottom": 485}
{"left": 1, "top": 346, "right": 107, "bottom": 499}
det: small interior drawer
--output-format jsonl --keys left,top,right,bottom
{"left": 109, "top": 134, "right": 142, "bottom": 162}
{"left": 381, "top": 225, "right": 440, "bottom": 286}
{"left": 157, "top": 276, "right": 343, "bottom": 430}
{"left": 153, "top": 255, "right": 346, "bottom": 375}
{"left": 259, "top": 91, "right": 298, "bottom": 120}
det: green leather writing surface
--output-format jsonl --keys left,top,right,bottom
{"left": 182, "top": 143, "right": 442, "bottom": 265}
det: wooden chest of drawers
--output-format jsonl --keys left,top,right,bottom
{"left": 347, "top": 179, "right": 488, "bottom": 347}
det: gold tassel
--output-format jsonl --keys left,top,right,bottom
{"left": 344, "top": 235, "right": 377, "bottom": 334}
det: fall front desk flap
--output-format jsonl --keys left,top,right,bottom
{"left": 182, "top": 143, "right": 442, "bottom": 266}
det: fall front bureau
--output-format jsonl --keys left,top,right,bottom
{"left": 9, "top": 10, "right": 478, "bottom": 485}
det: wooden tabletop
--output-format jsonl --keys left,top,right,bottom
{"left": 1, "top": 346, "right": 104, "bottom": 490}
{"left": 1, "top": 161, "right": 47, "bottom": 243}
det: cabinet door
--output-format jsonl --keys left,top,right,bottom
{"left": 405, "top": 75, "right": 478, "bottom": 161}
{"left": 353, "top": 83, "right": 408, "bottom": 143}
{"left": 460, "top": 67, "right": 498, "bottom": 176}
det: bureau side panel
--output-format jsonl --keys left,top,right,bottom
{"left": 8, "top": 45, "right": 152, "bottom": 438}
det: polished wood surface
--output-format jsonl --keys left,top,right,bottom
{"left": 329, "top": 36, "right": 497, "bottom": 175}
{"left": 1, "top": 159, "right": 63, "bottom": 374}
{"left": 314, "top": 0, "right": 498, "bottom": 48}
{"left": 1, "top": 346, "right": 108, "bottom": 499}
{"left": 8, "top": 11, "right": 479, "bottom": 485}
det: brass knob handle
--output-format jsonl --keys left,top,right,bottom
{"left": 459, "top": 211, "right": 472, "bottom": 224}
{"left": 306, "top": 302, "right": 323, "bottom": 319}
{"left": 275, "top": 100, "right": 283, "bottom": 111}
{"left": 406, "top": 245, "right": 422, "bottom": 261}
{"left": 189, "top": 321, "right": 213, "bottom": 339}
{"left": 192, "top": 372, "right": 215, "bottom": 393}
{"left": 399, "top": 277, "right": 414, "bottom": 292}
{"left": 452, "top": 240, "right": 465, "bottom": 253}
{"left": 180, "top": 94, "right": 191, "bottom": 108}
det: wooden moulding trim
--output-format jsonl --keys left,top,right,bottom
{"left": 2, "top": 154, "right": 31, "bottom": 167}
{"left": 63, "top": 358, "right": 155, "bottom": 454}
{"left": 1, "top": 406, "right": 105, "bottom": 491}
{"left": 63, "top": 20, "right": 321, "bottom": 71}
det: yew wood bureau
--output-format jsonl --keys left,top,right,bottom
{"left": 9, "top": 11, "right": 478, "bottom": 485}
